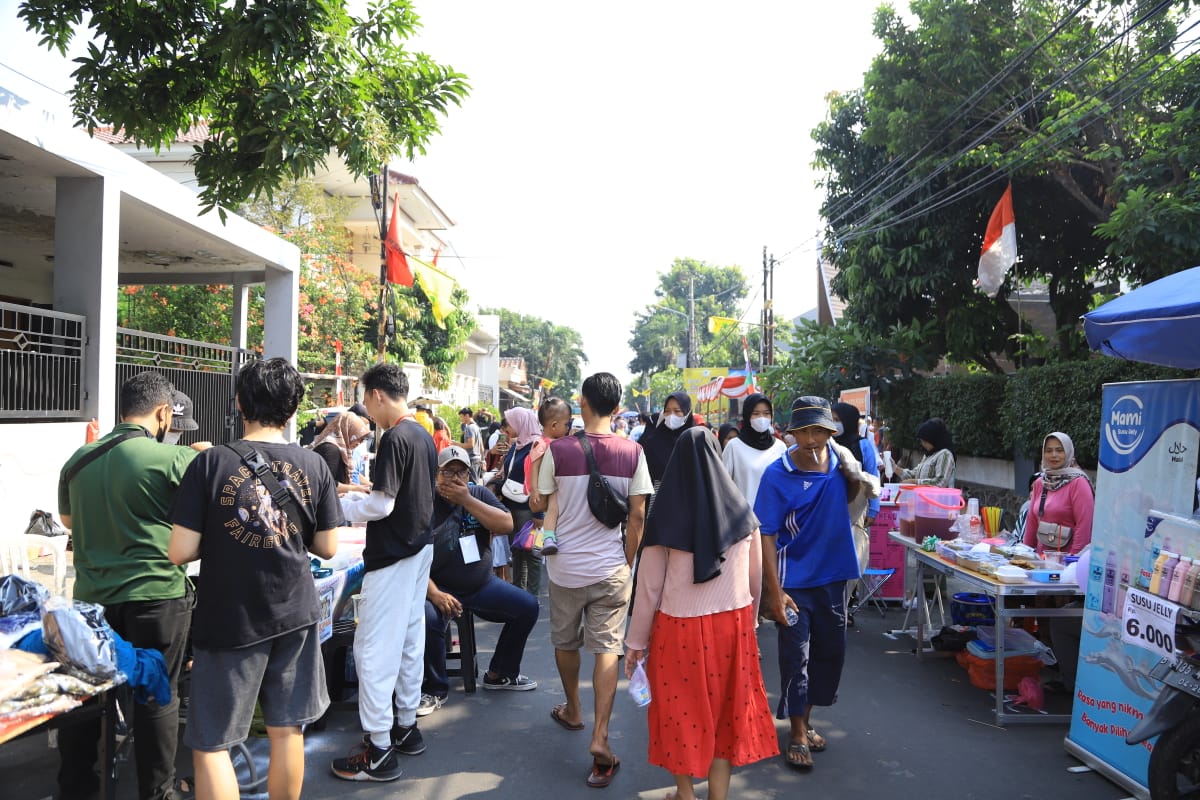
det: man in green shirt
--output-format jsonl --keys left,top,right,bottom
{"left": 56, "top": 372, "right": 198, "bottom": 800}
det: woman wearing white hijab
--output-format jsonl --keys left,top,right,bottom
{"left": 1022, "top": 431, "right": 1094, "bottom": 557}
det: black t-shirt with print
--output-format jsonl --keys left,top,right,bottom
{"left": 365, "top": 417, "right": 438, "bottom": 571}
{"left": 172, "top": 441, "right": 343, "bottom": 650}
{"left": 429, "top": 484, "right": 506, "bottom": 595}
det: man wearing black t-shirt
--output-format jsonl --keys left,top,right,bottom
{"left": 331, "top": 363, "right": 438, "bottom": 782}
{"left": 419, "top": 445, "right": 539, "bottom": 715}
{"left": 168, "top": 358, "right": 343, "bottom": 800}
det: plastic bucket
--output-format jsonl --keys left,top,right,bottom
{"left": 914, "top": 486, "right": 964, "bottom": 540}
{"left": 897, "top": 484, "right": 919, "bottom": 538}
{"left": 950, "top": 592, "right": 995, "bottom": 626}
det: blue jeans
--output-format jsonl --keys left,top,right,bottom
{"left": 423, "top": 576, "right": 540, "bottom": 698}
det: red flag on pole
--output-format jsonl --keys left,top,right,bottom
{"left": 977, "top": 183, "right": 1017, "bottom": 296}
{"left": 385, "top": 193, "right": 413, "bottom": 286}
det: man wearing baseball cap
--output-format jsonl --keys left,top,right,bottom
{"left": 418, "top": 445, "right": 540, "bottom": 716}
{"left": 752, "top": 395, "right": 879, "bottom": 772}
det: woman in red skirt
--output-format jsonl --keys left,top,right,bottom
{"left": 626, "top": 427, "right": 778, "bottom": 800}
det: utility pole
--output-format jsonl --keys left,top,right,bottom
{"left": 686, "top": 274, "right": 697, "bottom": 368}
{"left": 372, "top": 166, "right": 390, "bottom": 363}
{"left": 766, "top": 252, "right": 776, "bottom": 365}
{"left": 761, "top": 246, "right": 768, "bottom": 371}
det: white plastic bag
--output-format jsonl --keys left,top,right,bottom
{"left": 627, "top": 658, "right": 651, "bottom": 707}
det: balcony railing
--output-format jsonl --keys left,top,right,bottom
{"left": 0, "top": 301, "right": 86, "bottom": 418}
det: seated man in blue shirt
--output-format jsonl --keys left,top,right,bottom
{"left": 419, "top": 445, "right": 540, "bottom": 715}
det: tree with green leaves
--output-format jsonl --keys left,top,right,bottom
{"left": 19, "top": 0, "right": 469, "bottom": 216}
{"left": 481, "top": 308, "right": 588, "bottom": 398}
{"left": 627, "top": 258, "right": 752, "bottom": 375}
{"left": 814, "top": 0, "right": 1199, "bottom": 369}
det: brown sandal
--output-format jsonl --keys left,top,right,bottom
{"left": 551, "top": 703, "right": 585, "bottom": 731}
{"left": 806, "top": 728, "right": 827, "bottom": 752}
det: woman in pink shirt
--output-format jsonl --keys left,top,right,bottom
{"left": 626, "top": 427, "right": 777, "bottom": 800}
{"left": 1023, "top": 431, "right": 1094, "bottom": 557}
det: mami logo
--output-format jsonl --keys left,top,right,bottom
{"left": 1105, "top": 394, "right": 1145, "bottom": 456}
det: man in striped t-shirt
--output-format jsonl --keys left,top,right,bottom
{"left": 537, "top": 372, "right": 653, "bottom": 788}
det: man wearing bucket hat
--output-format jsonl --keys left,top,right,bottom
{"left": 753, "top": 395, "right": 879, "bottom": 772}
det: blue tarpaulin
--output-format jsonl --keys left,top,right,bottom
{"left": 1082, "top": 266, "right": 1200, "bottom": 369}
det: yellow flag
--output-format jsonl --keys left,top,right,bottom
{"left": 410, "top": 256, "right": 457, "bottom": 328}
{"left": 707, "top": 315, "right": 739, "bottom": 335}
{"left": 540, "top": 378, "right": 557, "bottom": 390}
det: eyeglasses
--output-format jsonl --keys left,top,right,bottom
{"left": 439, "top": 466, "right": 470, "bottom": 479}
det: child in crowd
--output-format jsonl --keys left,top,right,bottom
{"left": 528, "top": 397, "right": 572, "bottom": 555}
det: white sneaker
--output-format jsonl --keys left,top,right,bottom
{"left": 416, "top": 694, "right": 445, "bottom": 717}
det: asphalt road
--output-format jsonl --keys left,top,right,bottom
{"left": 3, "top": 581, "right": 1132, "bottom": 800}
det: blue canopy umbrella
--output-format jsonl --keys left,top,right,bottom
{"left": 1083, "top": 266, "right": 1200, "bottom": 370}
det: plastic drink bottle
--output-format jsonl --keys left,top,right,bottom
{"left": 1141, "top": 536, "right": 1167, "bottom": 590}
{"left": 1117, "top": 556, "right": 1132, "bottom": 612}
{"left": 1179, "top": 559, "right": 1200, "bottom": 608}
{"left": 1158, "top": 552, "right": 1181, "bottom": 599}
{"left": 1188, "top": 560, "right": 1200, "bottom": 611}
{"left": 1101, "top": 551, "right": 1117, "bottom": 614}
{"left": 1169, "top": 557, "right": 1192, "bottom": 603}
{"left": 1149, "top": 550, "right": 1174, "bottom": 596}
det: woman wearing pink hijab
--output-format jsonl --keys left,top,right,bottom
{"left": 500, "top": 407, "right": 544, "bottom": 593}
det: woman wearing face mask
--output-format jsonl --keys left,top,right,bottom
{"left": 640, "top": 391, "right": 697, "bottom": 486}
{"left": 722, "top": 393, "right": 787, "bottom": 507}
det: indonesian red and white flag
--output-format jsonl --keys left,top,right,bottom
{"left": 977, "top": 183, "right": 1017, "bottom": 296}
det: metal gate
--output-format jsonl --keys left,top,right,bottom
{"left": 115, "top": 329, "right": 257, "bottom": 445}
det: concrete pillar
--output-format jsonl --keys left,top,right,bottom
{"left": 262, "top": 263, "right": 298, "bottom": 365}
{"left": 231, "top": 278, "right": 250, "bottom": 352}
{"left": 53, "top": 177, "right": 120, "bottom": 423}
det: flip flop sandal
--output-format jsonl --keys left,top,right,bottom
{"left": 806, "top": 728, "right": 827, "bottom": 752}
{"left": 786, "top": 742, "right": 813, "bottom": 771}
{"left": 551, "top": 703, "right": 585, "bottom": 731}
{"left": 586, "top": 756, "right": 620, "bottom": 788}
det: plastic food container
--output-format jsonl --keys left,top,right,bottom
{"left": 1029, "top": 569, "right": 1067, "bottom": 583}
{"left": 994, "top": 565, "right": 1030, "bottom": 583}
{"left": 897, "top": 484, "right": 918, "bottom": 538}
{"left": 913, "top": 486, "right": 965, "bottom": 540}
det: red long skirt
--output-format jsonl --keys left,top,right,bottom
{"left": 646, "top": 604, "right": 779, "bottom": 777}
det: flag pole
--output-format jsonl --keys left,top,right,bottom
{"left": 375, "top": 165, "right": 389, "bottom": 363}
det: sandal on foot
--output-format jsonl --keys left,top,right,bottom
{"left": 551, "top": 703, "right": 585, "bottom": 731}
{"left": 586, "top": 756, "right": 620, "bottom": 788}
{"left": 806, "top": 728, "right": 827, "bottom": 752}
{"left": 785, "top": 742, "right": 813, "bottom": 771}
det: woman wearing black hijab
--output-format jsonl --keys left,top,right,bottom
{"left": 832, "top": 402, "right": 882, "bottom": 613}
{"left": 900, "top": 417, "right": 956, "bottom": 487}
{"left": 626, "top": 427, "right": 777, "bottom": 800}
{"left": 722, "top": 393, "right": 787, "bottom": 506}
{"left": 639, "top": 391, "right": 697, "bottom": 486}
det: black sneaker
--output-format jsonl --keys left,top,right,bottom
{"left": 416, "top": 693, "right": 445, "bottom": 717}
{"left": 391, "top": 723, "right": 426, "bottom": 756}
{"left": 330, "top": 741, "right": 403, "bottom": 782}
{"left": 482, "top": 673, "right": 538, "bottom": 691}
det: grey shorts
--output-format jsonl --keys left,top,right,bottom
{"left": 184, "top": 625, "right": 330, "bottom": 752}
{"left": 492, "top": 532, "right": 511, "bottom": 568}
{"left": 548, "top": 565, "right": 632, "bottom": 654}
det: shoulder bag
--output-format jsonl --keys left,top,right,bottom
{"left": 1034, "top": 483, "right": 1072, "bottom": 551}
{"left": 575, "top": 432, "right": 629, "bottom": 528}
{"left": 225, "top": 441, "right": 316, "bottom": 534}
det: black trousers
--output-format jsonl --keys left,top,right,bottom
{"left": 58, "top": 588, "right": 194, "bottom": 800}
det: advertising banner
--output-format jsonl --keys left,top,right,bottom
{"left": 1067, "top": 379, "right": 1200, "bottom": 793}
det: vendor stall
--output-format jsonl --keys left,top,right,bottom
{"left": 889, "top": 532, "right": 1083, "bottom": 725}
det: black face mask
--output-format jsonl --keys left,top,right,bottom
{"left": 155, "top": 422, "right": 167, "bottom": 443}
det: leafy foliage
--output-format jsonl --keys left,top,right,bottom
{"left": 627, "top": 258, "right": 752, "bottom": 375}
{"left": 813, "top": 0, "right": 1200, "bottom": 369}
{"left": 19, "top": 0, "right": 469, "bottom": 215}
{"left": 480, "top": 307, "right": 588, "bottom": 399}
{"left": 879, "top": 359, "right": 1194, "bottom": 469}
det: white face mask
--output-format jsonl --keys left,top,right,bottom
{"left": 663, "top": 414, "right": 686, "bottom": 431}
{"left": 750, "top": 417, "right": 773, "bottom": 434}
{"left": 832, "top": 422, "right": 845, "bottom": 437}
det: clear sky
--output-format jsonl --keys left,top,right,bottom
{"left": 404, "top": 1, "right": 886, "bottom": 384}
{"left": 0, "top": 0, "right": 889, "bottom": 386}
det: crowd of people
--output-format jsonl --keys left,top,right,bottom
{"left": 56, "top": 361, "right": 1100, "bottom": 800}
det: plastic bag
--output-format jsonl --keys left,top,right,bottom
{"left": 627, "top": 658, "right": 651, "bottom": 707}
{"left": 25, "top": 510, "right": 67, "bottom": 537}
{"left": 0, "top": 575, "right": 50, "bottom": 616}
{"left": 41, "top": 596, "right": 120, "bottom": 680}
